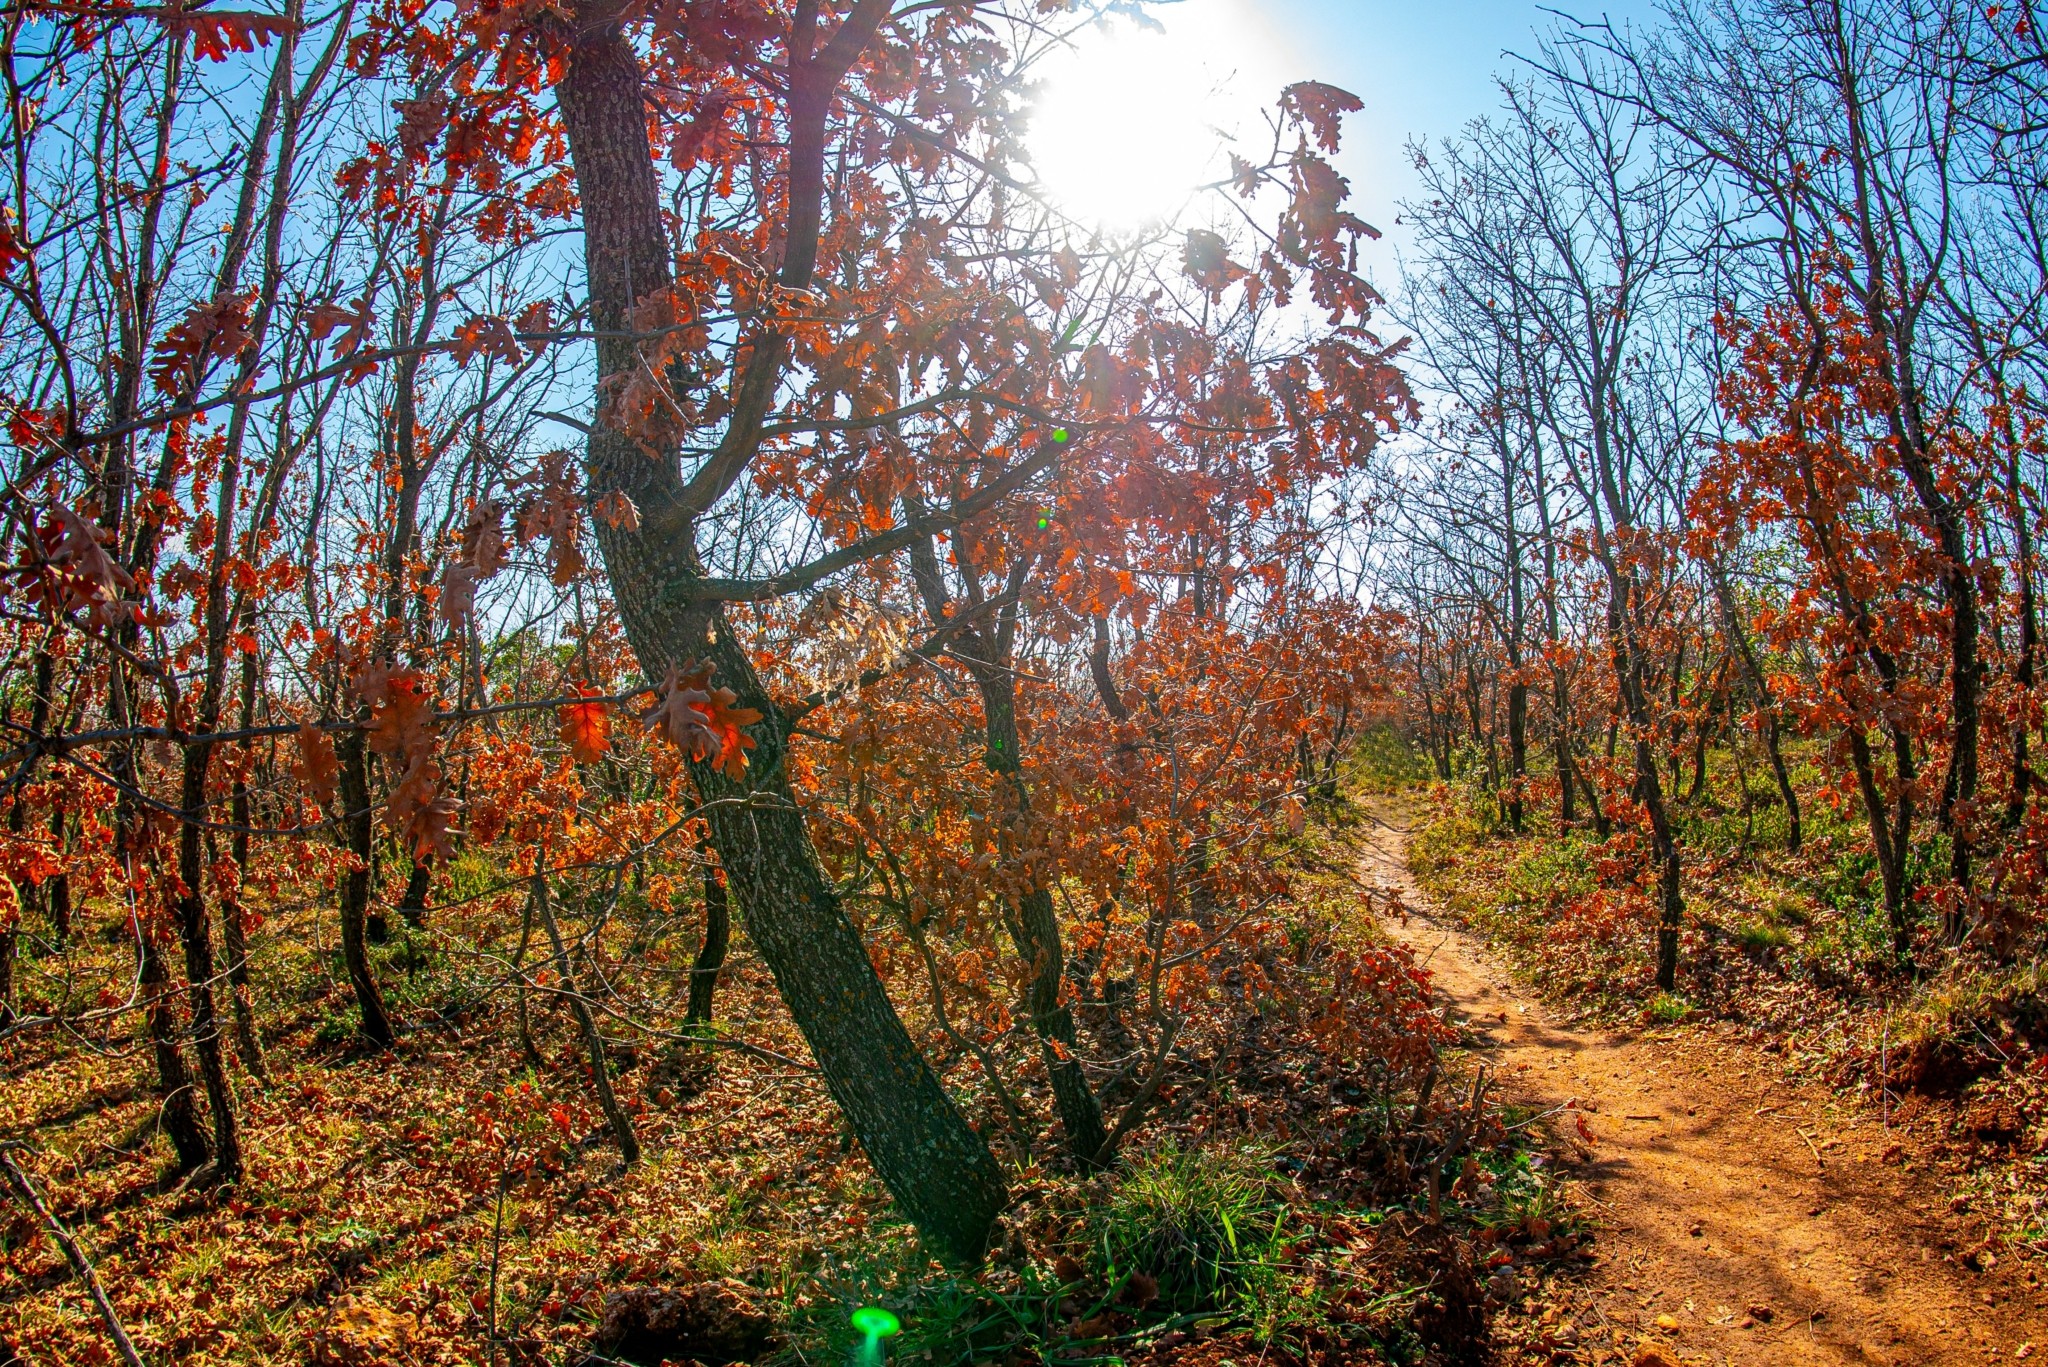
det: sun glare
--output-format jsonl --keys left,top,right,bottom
{"left": 1024, "top": 2, "right": 1289, "bottom": 231}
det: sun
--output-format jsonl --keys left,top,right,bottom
{"left": 1023, "top": 1, "right": 1289, "bottom": 231}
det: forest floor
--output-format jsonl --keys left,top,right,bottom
{"left": 1357, "top": 792, "right": 2048, "bottom": 1366}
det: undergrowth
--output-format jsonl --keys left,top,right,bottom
{"left": 0, "top": 798, "right": 1582, "bottom": 1367}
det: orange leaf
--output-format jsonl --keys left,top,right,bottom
{"left": 559, "top": 696, "right": 611, "bottom": 764}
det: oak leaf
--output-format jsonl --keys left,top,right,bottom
{"left": 1183, "top": 229, "right": 1248, "bottom": 296}
{"left": 291, "top": 724, "right": 339, "bottom": 807}
{"left": 306, "top": 296, "right": 375, "bottom": 357}
{"left": 558, "top": 693, "right": 611, "bottom": 764}
{"left": 11, "top": 503, "right": 136, "bottom": 627}
{"left": 460, "top": 501, "right": 507, "bottom": 578}
{"left": 150, "top": 291, "right": 256, "bottom": 396}
{"left": 592, "top": 490, "right": 640, "bottom": 531}
{"left": 439, "top": 560, "right": 479, "bottom": 632}
{"left": 356, "top": 666, "right": 436, "bottom": 761}
{"left": 1280, "top": 81, "right": 1363, "bottom": 154}
{"left": 640, "top": 662, "right": 762, "bottom": 778}
{"left": 449, "top": 315, "right": 522, "bottom": 368}
{"left": 160, "top": 9, "right": 297, "bottom": 63}
{"left": 388, "top": 753, "right": 460, "bottom": 862}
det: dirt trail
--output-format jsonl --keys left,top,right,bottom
{"left": 1355, "top": 800, "right": 2048, "bottom": 1366}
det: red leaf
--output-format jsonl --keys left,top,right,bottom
{"left": 306, "top": 296, "right": 374, "bottom": 357}
{"left": 159, "top": 10, "right": 297, "bottom": 63}
{"left": 449, "top": 315, "right": 522, "bottom": 368}
{"left": 150, "top": 291, "right": 255, "bottom": 397}
{"left": 1280, "top": 81, "right": 1363, "bottom": 154}
{"left": 592, "top": 490, "right": 639, "bottom": 531}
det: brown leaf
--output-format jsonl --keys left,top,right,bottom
{"left": 593, "top": 490, "right": 640, "bottom": 531}
{"left": 291, "top": 724, "right": 339, "bottom": 807}
{"left": 1279, "top": 81, "right": 1363, "bottom": 154}
{"left": 439, "top": 560, "right": 479, "bottom": 632}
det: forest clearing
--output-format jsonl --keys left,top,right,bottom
{"left": 4, "top": 0, "right": 2048, "bottom": 1363}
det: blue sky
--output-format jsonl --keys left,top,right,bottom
{"left": 1024, "top": 0, "right": 1665, "bottom": 285}
{"left": 1261, "top": 2, "right": 1657, "bottom": 217}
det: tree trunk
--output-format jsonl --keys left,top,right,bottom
{"left": 398, "top": 859, "right": 432, "bottom": 929}
{"left": 138, "top": 918, "right": 211, "bottom": 1171}
{"left": 1711, "top": 563, "right": 1800, "bottom": 850}
{"left": 47, "top": 864, "right": 70, "bottom": 947}
{"left": 175, "top": 746, "right": 242, "bottom": 1182}
{"left": 0, "top": 889, "right": 16, "bottom": 1028}
{"left": 685, "top": 855, "right": 730, "bottom": 1025}
{"left": 972, "top": 661, "right": 1111, "bottom": 1167}
{"left": 533, "top": 873, "right": 639, "bottom": 1166}
{"left": 1505, "top": 676, "right": 1528, "bottom": 831}
{"left": 1847, "top": 726, "right": 1914, "bottom": 958}
{"left": 336, "top": 733, "right": 396, "bottom": 1047}
{"left": 554, "top": 7, "right": 1005, "bottom": 1264}
{"left": 1607, "top": 572, "right": 1684, "bottom": 990}
{"left": 225, "top": 657, "right": 267, "bottom": 1078}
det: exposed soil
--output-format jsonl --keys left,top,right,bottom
{"left": 1356, "top": 798, "right": 2048, "bottom": 1366}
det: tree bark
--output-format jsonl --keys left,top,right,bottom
{"left": 398, "top": 859, "right": 432, "bottom": 930}
{"left": 971, "top": 658, "right": 1110, "bottom": 1167}
{"left": 138, "top": 916, "right": 211, "bottom": 1171}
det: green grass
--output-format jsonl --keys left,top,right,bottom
{"left": 1090, "top": 1141, "right": 1287, "bottom": 1314}
{"left": 1346, "top": 721, "right": 1436, "bottom": 793}
{"left": 1644, "top": 991, "right": 1692, "bottom": 1025}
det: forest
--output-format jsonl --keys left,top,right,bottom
{"left": 1, "top": 0, "right": 2047, "bottom": 1365}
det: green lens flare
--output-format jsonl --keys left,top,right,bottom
{"left": 851, "top": 1307, "right": 901, "bottom": 1339}
{"left": 1051, "top": 428, "right": 1070, "bottom": 443}
{"left": 1037, "top": 517, "right": 1051, "bottom": 529}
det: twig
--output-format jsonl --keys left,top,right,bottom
{"left": 0, "top": 1145, "right": 147, "bottom": 1367}
{"left": 1796, "top": 1127, "right": 1827, "bottom": 1169}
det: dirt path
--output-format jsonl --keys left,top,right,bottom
{"left": 1354, "top": 801, "right": 2048, "bottom": 1366}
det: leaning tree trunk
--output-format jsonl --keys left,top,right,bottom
{"left": 554, "top": 7, "right": 1004, "bottom": 1265}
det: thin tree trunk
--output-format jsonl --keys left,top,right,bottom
{"left": 225, "top": 655, "right": 266, "bottom": 1078}
{"left": 138, "top": 912, "right": 211, "bottom": 1171}
{"left": 685, "top": 853, "right": 729, "bottom": 1025}
{"left": 972, "top": 661, "right": 1110, "bottom": 1167}
{"left": 174, "top": 747, "right": 242, "bottom": 1182}
{"left": 398, "top": 859, "right": 432, "bottom": 930}
{"left": 533, "top": 873, "right": 639, "bottom": 1166}
{"left": 1607, "top": 571, "right": 1685, "bottom": 990}
{"left": 336, "top": 733, "right": 396, "bottom": 1047}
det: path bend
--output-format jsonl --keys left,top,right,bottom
{"left": 1356, "top": 800, "right": 2048, "bottom": 1366}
